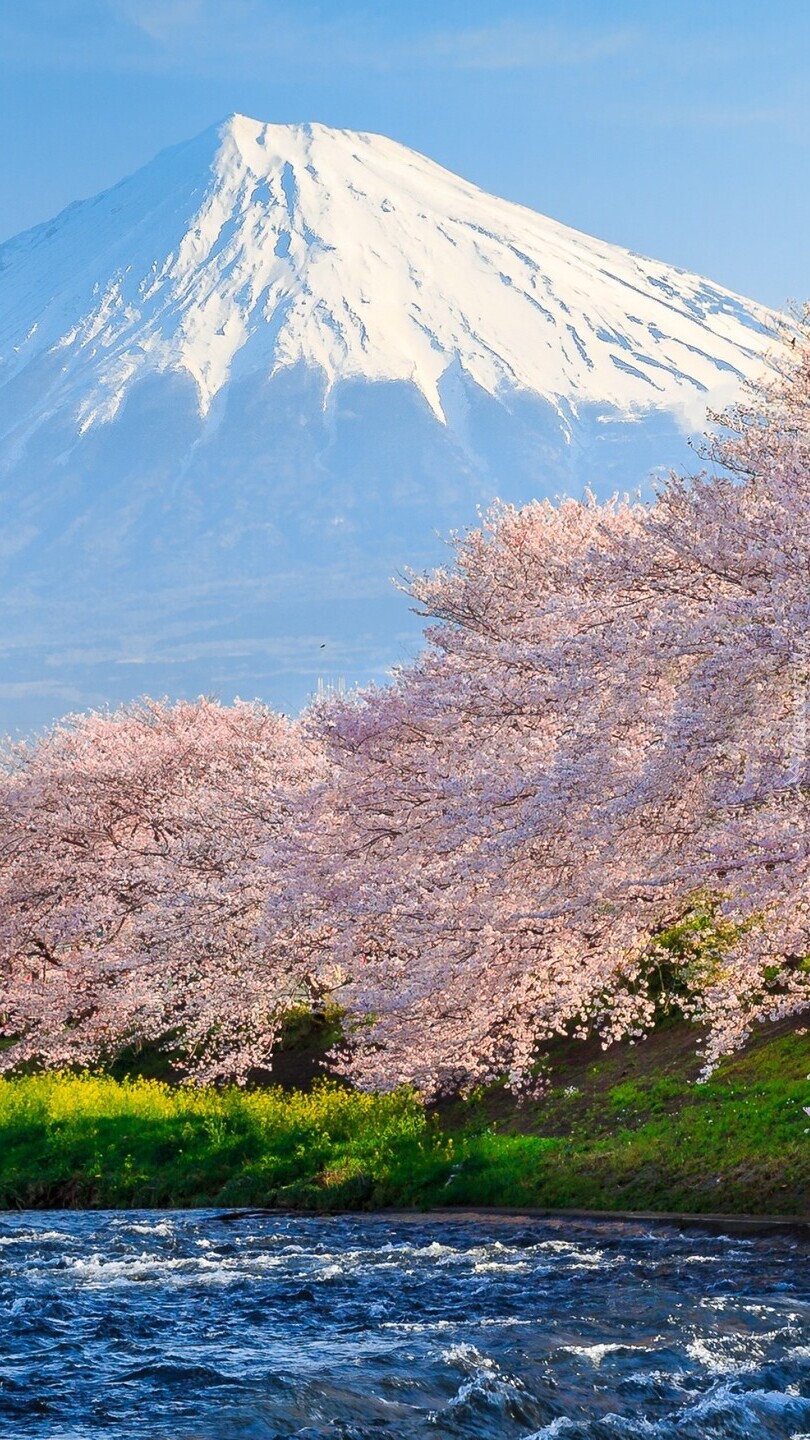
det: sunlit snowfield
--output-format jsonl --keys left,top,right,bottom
{"left": 0, "top": 1213, "right": 808, "bottom": 1439}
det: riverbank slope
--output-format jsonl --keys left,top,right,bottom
{"left": 0, "top": 1018, "right": 807, "bottom": 1214}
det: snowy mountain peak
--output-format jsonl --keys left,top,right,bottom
{"left": 0, "top": 117, "right": 785, "bottom": 734}
{"left": 0, "top": 115, "right": 778, "bottom": 443}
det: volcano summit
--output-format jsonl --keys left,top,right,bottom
{"left": 0, "top": 115, "right": 779, "bottom": 729}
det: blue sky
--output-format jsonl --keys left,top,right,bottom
{"left": 0, "top": 0, "right": 808, "bottom": 310}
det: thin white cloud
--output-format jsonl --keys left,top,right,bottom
{"left": 422, "top": 23, "right": 636, "bottom": 72}
{"left": 607, "top": 95, "right": 806, "bottom": 132}
{"left": 114, "top": 0, "right": 205, "bottom": 44}
{"left": 1, "top": 1, "right": 638, "bottom": 77}
{"left": 0, "top": 680, "right": 82, "bottom": 701}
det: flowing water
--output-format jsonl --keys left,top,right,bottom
{"left": 0, "top": 1210, "right": 808, "bottom": 1439}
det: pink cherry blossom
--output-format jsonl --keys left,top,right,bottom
{"left": 3, "top": 316, "right": 810, "bottom": 1093}
{"left": 0, "top": 698, "right": 324, "bottom": 1079}
{"left": 267, "top": 314, "right": 810, "bottom": 1092}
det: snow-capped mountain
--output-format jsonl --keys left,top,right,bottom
{"left": 0, "top": 115, "right": 780, "bottom": 731}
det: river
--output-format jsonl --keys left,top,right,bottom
{"left": 0, "top": 1210, "right": 808, "bottom": 1438}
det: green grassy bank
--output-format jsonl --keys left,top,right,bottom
{"left": 0, "top": 1019, "right": 808, "bottom": 1214}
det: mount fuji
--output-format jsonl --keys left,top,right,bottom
{"left": 0, "top": 114, "right": 780, "bottom": 731}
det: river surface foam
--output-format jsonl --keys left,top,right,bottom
{"left": 0, "top": 1211, "right": 808, "bottom": 1438}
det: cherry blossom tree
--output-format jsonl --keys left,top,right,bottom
{"left": 4, "top": 321, "right": 810, "bottom": 1095}
{"left": 0, "top": 698, "right": 325, "bottom": 1079}
{"left": 269, "top": 315, "right": 810, "bottom": 1092}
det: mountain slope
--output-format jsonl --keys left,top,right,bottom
{"left": 0, "top": 115, "right": 781, "bottom": 731}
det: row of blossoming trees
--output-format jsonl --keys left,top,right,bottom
{"left": 2, "top": 326, "right": 810, "bottom": 1092}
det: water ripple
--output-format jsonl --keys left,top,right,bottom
{"left": 0, "top": 1211, "right": 807, "bottom": 1438}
